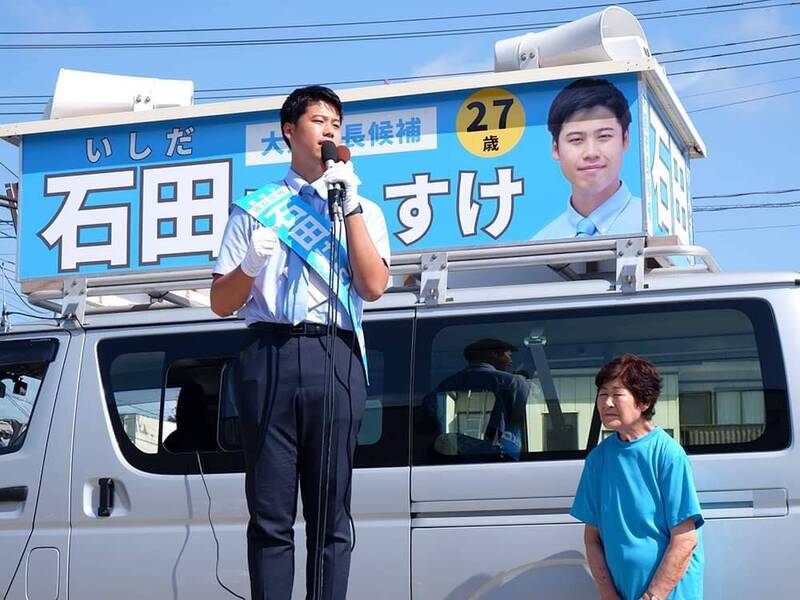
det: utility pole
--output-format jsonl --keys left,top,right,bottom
{"left": 0, "top": 182, "right": 18, "bottom": 232}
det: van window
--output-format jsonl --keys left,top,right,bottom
{"left": 97, "top": 320, "right": 411, "bottom": 474}
{"left": 412, "top": 299, "right": 788, "bottom": 465}
{"left": 0, "top": 339, "right": 59, "bottom": 455}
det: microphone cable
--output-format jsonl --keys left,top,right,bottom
{"left": 313, "top": 187, "right": 345, "bottom": 600}
{"left": 195, "top": 450, "right": 246, "bottom": 600}
{"left": 344, "top": 273, "right": 358, "bottom": 553}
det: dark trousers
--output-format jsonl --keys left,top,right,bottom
{"left": 236, "top": 328, "right": 366, "bottom": 600}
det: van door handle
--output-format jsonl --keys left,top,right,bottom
{"left": 0, "top": 486, "right": 27, "bottom": 502}
{"left": 98, "top": 478, "right": 115, "bottom": 517}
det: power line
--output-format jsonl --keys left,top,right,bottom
{"left": 655, "top": 31, "right": 800, "bottom": 55}
{"left": 0, "top": 261, "right": 48, "bottom": 316}
{"left": 695, "top": 187, "right": 800, "bottom": 199}
{"left": 0, "top": 0, "right": 667, "bottom": 36}
{"left": 694, "top": 199, "right": 800, "bottom": 211}
{"left": 661, "top": 40, "right": 800, "bottom": 64}
{"left": 671, "top": 54, "right": 800, "bottom": 75}
{"left": 197, "top": 69, "right": 489, "bottom": 95}
{"left": 0, "top": 159, "right": 18, "bottom": 179}
{"left": 689, "top": 87, "right": 800, "bottom": 112}
{"left": 681, "top": 74, "right": 800, "bottom": 97}
{"left": 696, "top": 222, "right": 800, "bottom": 232}
{"left": 0, "top": 1, "right": 789, "bottom": 50}
{"left": 0, "top": 8, "right": 798, "bottom": 100}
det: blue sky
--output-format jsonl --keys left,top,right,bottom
{"left": 0, "top": 0, "right": 798, "bottom": 317}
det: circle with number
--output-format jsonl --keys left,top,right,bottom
{"left": 456, "top": 88, "right": 525, "bottom": 158}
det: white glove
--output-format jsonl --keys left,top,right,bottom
{"left": 240, "top": 226, "right": 278, "bottom": 278}
{"left": 322, "top": 161, "right": 362, "bottom": 216}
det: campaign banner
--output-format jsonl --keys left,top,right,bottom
{"left": 18, "top": 73, "right": 645, "bottom": 281}
{"left": 642, "top": 91, "right": 693, "bottom": 245}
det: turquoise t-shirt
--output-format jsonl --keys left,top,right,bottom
{"left": 571, "top": 427, "right": 704, "bottom": 600}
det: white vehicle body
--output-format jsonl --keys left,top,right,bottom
{"left": 1, "top": 245, "right": 797, "bottom": 599}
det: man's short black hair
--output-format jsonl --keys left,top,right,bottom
{"left": 280, "top": 85, "right": 343, "bottom": 148}
{"left": 463, "top": 338, "right": 517, "bottom": 364}
{"left": 547, "top": 78, "right": 631, "bottom": 142}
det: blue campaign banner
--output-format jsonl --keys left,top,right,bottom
{"left": 18, "top": 72, "right": 642, "bottom": 280}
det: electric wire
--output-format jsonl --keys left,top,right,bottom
{"left": 0, "top": 1, "right": 790, "bottom": 50}
{"left": 6, "top": 30, "right": 800, "bottom": 105}
{"left": 671, "top": 54, "right": 800, "bottom": 75}
{"left": 195, "top": 451, "right": 247, "bottom": 600}
{"left": 0, "top": 0, "right": 667, "bottom": 36}
{"left": 0, "top": 261, "right": 48, "bottom": 316}
{"left": 690, "top": 87, "right": 800, "bottom": 112}
{"left": 681, "top": 74, "right": 800, "bottom": 97}
{"left": 661, "top": 40, "right": 800, "bottom": 64}
{"left": 2, "top": 310, "right": 62, "bottom": 322}
{"left": 0, "top": 160, "right": 18, "bottom": 179}
{"left": 696, "top": 222, "right": 800, "bottom": 232}
{"left": 693, "top": 199, "right": 800, "bottom": 211}
{"left": 654, "top": 31, "right": 800, "bottom": 55}
{"left": 695, "top": 187, "right": 800, "bottom": 199}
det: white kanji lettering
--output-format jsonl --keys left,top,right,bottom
{"left": 456, "top": 171, "right": 480, "bottom": 236}
{"left": 165, "top": 126, "right": 194, "bottom": 157}
{"left": 246, "top": 187, "right": 288, "bottom": 216}
{"left": 40, "top": 170, "right": 133, "bottom": 271}
{"left": 140, "top": 161, "right": 230, "bottom": 264}
{"left": 479, "top": 167, "right": 524, "bottom": 239}
{"left": 288, "top": 214, "right": 328, "bottom": 252}
{"left": 129, "top": 132, "right": 152, "bottom": 161}
{"left": 266, "top": 202, "right": 305, "bottom": 230}
{"left": 384, "top": 173, "right": 449, "bottom": 246}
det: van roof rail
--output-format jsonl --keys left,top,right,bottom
{"left": 21, "top": 235, "right": 720, "bottom": 322}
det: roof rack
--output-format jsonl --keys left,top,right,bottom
{"left": 20, "top": 235, "right": 720, "bottom": 324}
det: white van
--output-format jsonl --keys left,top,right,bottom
{"left": 1, "top": 239, "right": 797, "bottom": 599}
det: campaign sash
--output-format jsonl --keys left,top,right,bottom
{"left": 233, "top": 182, "right": 369, "bottom": 378}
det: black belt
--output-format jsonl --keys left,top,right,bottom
{"left": 248, "top": 321, "right": 355, "bottom": 343}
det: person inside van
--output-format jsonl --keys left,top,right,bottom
{"left": 421, "top": 338, "right": 528, "bottom": 461}
{"left": 532, "top": 78, "right": 642, "bottom": 241}
{"left": 163, "top": 382, "right": 217, "bottom": 453}
{"left": 571, "top": 354, "right": 704, "bottom": 600}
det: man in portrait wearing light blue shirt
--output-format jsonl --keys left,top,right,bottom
{"left": 533, "top": 78, "right": 643, "bottom": 241}
{"left": 210, "top": 85, "right": 390, "bottom": 600}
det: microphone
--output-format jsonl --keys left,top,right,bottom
{"left": 321, "top": 141, "right": 351, "bottom": 219}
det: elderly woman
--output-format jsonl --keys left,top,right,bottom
{"left": 571, "top": 354, "right": 704, "bottom": 600}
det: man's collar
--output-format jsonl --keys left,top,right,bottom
{"left": 284, "top": 168, "right": 327, "bottom": 199}
{"left": 566, "top": 181, "right": 631, "bottom": 234}
{"left": 468, "top": 362, "right": 498, "bottom": 372}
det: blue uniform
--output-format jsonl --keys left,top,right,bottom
{"left": 571, "top": 427, "right": 704, "bottom": 600}
{"left": 532, "top": 181, "right": 643, "bottom": 240}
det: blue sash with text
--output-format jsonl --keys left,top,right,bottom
{"left": 233, "top": 182, "right": 368, "bottom": 377}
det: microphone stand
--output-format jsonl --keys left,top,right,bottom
{"left": 314, "top": 183, "right": 345, "bottom": 600}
